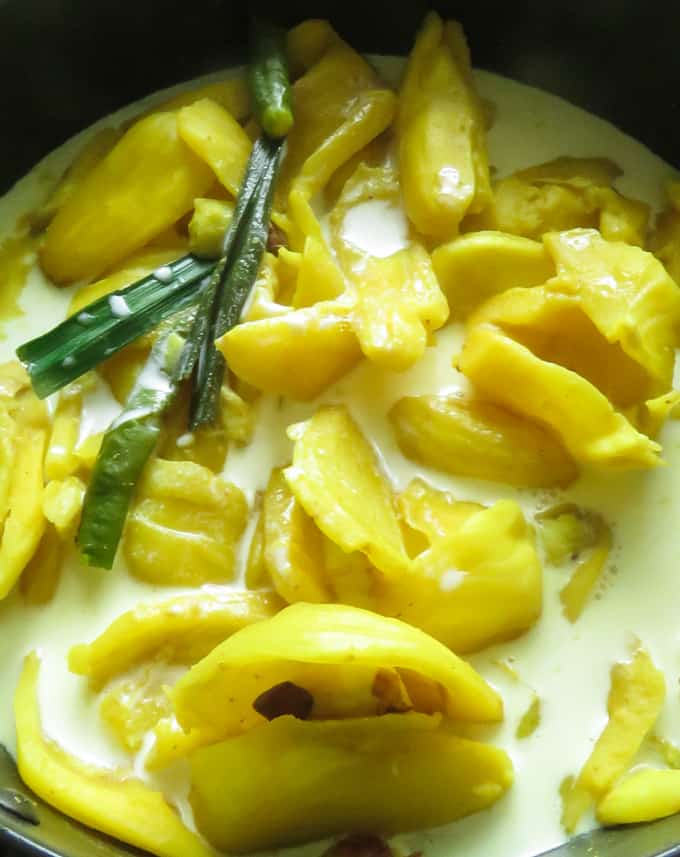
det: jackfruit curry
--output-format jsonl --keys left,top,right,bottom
{"left": 1, "top": 12, "right": 680, "bottom": 857}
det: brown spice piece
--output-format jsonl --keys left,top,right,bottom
{"left": 321, "top": 833, "right": 393, "bottom": 857}
{"left": 252, "top": 680, "right": 314, "bottom": 721}
{"left": 267, "top": 222, "right": 288, "bottom": 255}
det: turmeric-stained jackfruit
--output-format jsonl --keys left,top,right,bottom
{"left": 460, "top": 322, "right": 660, "bottom": 468}
{"left": 397, "top": 478, "right": 482, "bottom": 543}
{"left": 279, "top": 38, "right": 396, "bottom": 245}
{"left": 188, "top": 198, "right": 234, "bottom": 258}
{"left": 432, "top": 231, "right": 555, "bottom": 317}
{"left": 100, "top": 668, "right": 174, "bottom": 753}
{"left": 20, "top": 525, "right": 64, "bottom": 606}
{"left": 551, "top": 509, "right": 611, "bottom": 622}
{"left": 458, "top": 230, "right": 680, "bottom": 471}
{"left": 597, "top": 768, "right": 680, "bottom": 825}
{"left": 159, "top": 388, "right": 229, "bottom": 473}
{"left": 285, "top": 406, "right": 409, "bottom": 577}
{"left": 30, "top": 128, "right": 123, "bottom": 230}
{"left": 15, "top": 653, "right": 212, "bottom": 857}
{"left": 381, "top": 497, "right": 543, "bottom": 653}
{"left": 45, "top": 393, "right": 81, "bottom": 481}
{"left": 177, "top": 98, "right": 252, "bottom": 197}
{"left": 398, "top": 12, "right": 490, "bottom": 238}
{"left": 124, "top": 459, "right": 247, "bottom": 585}
{"left": 351, "top": 243, "right": 449, "bottom": 371}
{"left": 469, "top": 157, "right": 649, "bottom": 246}
{"left": 41, "top": 112, "right": 213, "bottom": 283}
{"left": 152, "top": 76, "right": 250, "bottom": 121}
{"left": 544, "top": 229, "right": 680, "bottom": 395}
{"left": 0, "top": 420, "right": 47, "bottom": 601}
{"left": 390, "top": 394, "right": 577, "bottom": 488}
{"left": 190, "top": 713, "right": 512, "bottom": 853}
{"left": 263, "top": 469, "right": 330, "bottom": 603}
{"left": 69, "top": 590, "right": 281, "bottom": 690}
{"left": 286, "top": 19, "right": 339, "bottom": 78}
{"left": 173, "top": 602, "right": 503, "bottom": 748}
{"left": 561, "top": 648, "right": 665, "bottom": 833}
{"left": 218, "top": 301, "right": 361, "bottom": 400}
{"left": 292, "top": 235, "right": 345, "bottom": 308}
{"left": 42, "top": 476, "right": 85, "bottom": 538}
{"left": 650, "top": 182, "right": 680, "bottom": 285}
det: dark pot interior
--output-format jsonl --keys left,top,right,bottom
{"left": 1, "top": 0, "right": 679, "bottom": 195}
{"left": 0, "top": 0, "right": 679, "bottom": 854}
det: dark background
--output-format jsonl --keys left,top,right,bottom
{"left": 0, "top": 0, "right": 678, "bottom": 194}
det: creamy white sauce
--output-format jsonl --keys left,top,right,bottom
{"left": 0, "top": 57, "right": 677, "bottom": 857}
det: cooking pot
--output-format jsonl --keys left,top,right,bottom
{"left": 0, "top": 0, "right": 679, "bottom": 854}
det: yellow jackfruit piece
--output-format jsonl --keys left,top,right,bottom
{"left": 20, "top": 525, "right": 64, "bottom": 606}
{"left": 172, "top": 602, "right": 503, "bottom": 745}
{"left": 190, "top": 713, "right": 512, "bottom": 853}
{"left": 124, "top": 459, "right": 247, "bottom": 586}
{"left": 390, "top": 394, "right": 577, "bottom": 488}
{"left": 159, "top": 388, "right": 228, "bottom": 473}
{"left": 596, "top": 188, "right": 649, "bottom": 246}
{"left": 516, "top": 695, "right": 542, "bottom": 739}
{"left": 0, "top": 425, "right": 47, "bottom": 600}
{"left": 219, "top": 386, "right": 255, "bottom": 446}
{"left": 537, "top": 505, "right": 614, "bottom": 622}
{"left": 650, "top": 183, "right": 680, "bottom": 285}
{"left": 597, "top": 768, "right": 680, "bottom": 825}
{"left": 14, "top": 653, "right": 212, "bottom": 857}
{"left": 323, "top": 133, "right": 392, "bottom": 208}
{"left": 42, "top": 476, "right": 85, "bottom": 538}
{"left": 320, "top": 534, "right": 380, "bottom": 610}
{"left": 398, "top": 13, "right": 490, "bottom": 238}
{"left": 188, "top": 198, "right": 234, "bottom": 258}
{"left": 244, "top": 502, "right": 270, "bottom": 590}
{"left": 0, "top": 361, "right": 49, "bottom": 604}
{"left": 217, "top": 300, "right": 361, "bottom": 400}
{"left": 292, "top": 235, "right": 346, "bottom": 308}
{"left": 514, "top": 156, "right": 622, "bottom": 188}
{"left": 397, "top": 478, "right": 483, "bottom": 543}
{"left": 0, "top": 405, "right": 16, "bottom": 526}
{"left": 469, "top": 156, "right": 648, "bottom": 244}
{"left": 69, "top": 590, "right": 281, "bottom": 690}
{"left": 562, "top": 648, "right": 665, "bottom": 832}
{"left": 544, "top": 229, "right": 680, "bottom": 394}
{"left": 463, "top": 322, "right": 661, "bottom": 467}
{"left": 627, "top": 391, "right": 680, "bottom": 438}
{"left": 100, "top": 667, "right": 174, "bottom": 754}
{"left": 432, "top": 231, "right": 555, "bottom": 317}
{"left": 29, "top": 127, "right": 123, "bottom": 231}
{"left": 152, "top": 76, "right": 250, "bottom": 121}
{"left": 351, "top": 243, "right": 449, "bottom": 371}
{"left": 41, "top": 112, "right": 214, "bottom": 283}
{"left": 285, "top": 406, "right": 409, "bottom": 578}
{"left": 537, "top": 504, "right": 602, "bottom": 566}
{"left": 381, "top": 497, "right": 543, "bottom": 653}
{"left": 74, "top": 432, "right": 103, "bottom": 471}
{"left": 177, "top": 98, "right": 251, "bottom": 197}
{"left": 45, "top": 393, "right": 81, "bottom": 481}
{"left": 263, "top": 469, "right": 330, "bottom": 603}
{"left": 279, "top": 39, "right": 397, "bottom": 246}
{"left": 286, "top": 19, "right": 339, "bottom": 78}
